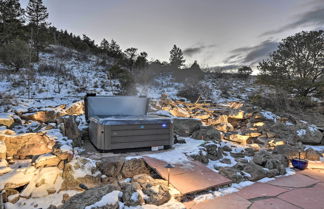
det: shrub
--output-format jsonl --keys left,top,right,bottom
{"left": 249, "top": 90, "right": 317, "bottom": 113}
{"left": 0, "top": 39, "right": 31, "bottom": 70}
{"left": 108, "top": 65, "right": 136, "bottom": 95}
{"left": 177, "top": 81, "right": 212, "bottom": 102}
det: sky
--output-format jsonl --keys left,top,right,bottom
{"left": 20, "top": 0, "right": 324, "bottom": 68}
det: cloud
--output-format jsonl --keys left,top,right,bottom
{"left": 224, "top": 40, "right": 278, "bottom": 65}
{"left": 183, "top": 44, "right": 216, "bottom": 57}
{"left": 261, "top": 5, "right": 324, "bottom": 36}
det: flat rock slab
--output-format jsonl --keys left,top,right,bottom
{"left": 185, "top": 194, "right": 251, "bottom": 209}
{"left": 143, "top": 156, "right": 232, "bottom": 195}
{"left": 299, "top": 169, "right": 324, "bottom": 182}
{"left": 278, "top": 183, "right": 324, "bottom": 209}
{"left": 237, "top": 183, "right": 288, "bottom": 200}
{"left": 267, "top": 173, "right": 319, "bottom": 188}
{"left": 249, "top": 198, "right": 300, "bottom": 209}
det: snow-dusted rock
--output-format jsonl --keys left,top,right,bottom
{"left": 22, "top": 110, "right": 59, "bottom": 123}
{"left": 120, "top": 182, "right": 144, "bottom": 206}
{"left": 173, "top": 118, "right": 202, "bottom": 136}
{"left": 0, "top": 129, "right": 16, "bottom": 135}
{"left": 253, "top": 150, "right": 288, "bottom": 175}
{"left": 0, "top": 113, "right": 14, "bottom": 128}
{"left": 192, "top": 125, "right": 221, "bottom": 141}
{"left": 228, "top": 134, "right": 250, "bottom": 145}
{"left": 62, "top": 101, "right": 84, "bottom": 116}
{"left": 132, "top": 174, "right": 171, "bottom": 206}
{"left": 0, "top": 140, "right": 6, "bottom": 159}
{"left": 121, "top": 158, "right": 150, "bottom": 178}
{"left": 0, "top": 132, "right": 55, "bottom": 159}
{"left": 0, "top": 166, "right": 37, "bottom": 189}
{"left": 59, "top": 184, "right": 120, "bottom": 209}
{"left": 21, "top": 167, "right": 62, "bottom": 198}
{"left": 296, "top": 124, "right": 323, "bottom": 145}
{"left": 34, "top": 153, "right": 61, "bottom": 168}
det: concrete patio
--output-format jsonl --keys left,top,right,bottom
{"left": 185, "top": 169, "right": 324, "bottom": 209}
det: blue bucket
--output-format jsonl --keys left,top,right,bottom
{"left": 291, "top": 159, "right": 308, "bottom": 170}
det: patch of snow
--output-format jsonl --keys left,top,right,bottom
{"left": 305, "top": 145, "right": 324, "bottom": 152}
{"left": 308, "top": 124, "right": 318, "bottom": 133}
{"left": 285, "top": 121, "right": 294, "bottom": 126}
{"left": 152, "top": 110, "right": 173, "bottom": 117}
{"left": 144, "top": 137, "right": 205, "bottom": 164}
{"left": 131, "top": 192, "right": 139, "bottom": 202}
{"left": 6, "top": 190, "right": 80, "bottom": 209}
{"left": 70, "top": 156, "right": 99, "bottom": 178}
{"left": 232, "top": 181, "right": 254, "bottom": 189}
{"left": 296, "top": 129, "right": 307, "bottom": 137}
{"left": 85, "top": 190, "right": 121, "bottom": 209}
{"left": 257, "top": 177, "right": 275, "bottom": 183}
{"left": 260, "top": 111, "right": 279, "bottom": 122}
{"left": 284, "top": 167, "right": 296, "bottom": 176}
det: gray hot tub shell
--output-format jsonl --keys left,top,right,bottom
{"left": 85, "top": 95, "right": 173, "bottom": 151}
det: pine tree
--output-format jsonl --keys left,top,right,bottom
{"left": 0, "top": 0, "right": 24, "bottom": 43}
{"left": 100, "top": 38, "right": 109, "bottom": 51}
{"left": 134, "top": 51, "right": 148, "bottom": 70}
{"left": 26, "top": 0, "right": 49, "bottom": 60}
{"left": 169, "top": 44, "right": 185, "bottom": 69}
{"left": 124, "top": 47, "right": 138, "bottom": 71}
{"left": 108, "top": 39, "right": 122, "bottom": 58}
{"left": 189, "top": 60, "right": 201, "bottom": 71}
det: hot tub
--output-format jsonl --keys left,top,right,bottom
{"left": 85, "top": 95, "right": 173, "bottom": 151}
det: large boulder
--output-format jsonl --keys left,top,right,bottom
{"left": 273, "top": 144, "right": 301, "bottom": 160}
{"left": 0, "top": 132, "right": 55, "bottom": 159}
{"left": 305, "top": 148, "right": 322, "bottom": 161}
{"left": 228, "top": 134, "right": 250, "bottom": 145}
{"left": 59, "top": 184, "right": 121, "bottom": 209}
{"left": 228, "top": 109, "right": 245, "bottom": 119}
{"left": 173, "top": 118, "right": 202, "bottom": 136}
{"left": 240, "top": 162, "right": 267, "bottom": 181}
{"left": 61, "top": 116, "right": 82, "bottom": 146}
{"left": 192, "top": 126, "right": 221, "bottom": 141}
{"left": 121, "top": 158, "right": 150, "bottom": 178}
{"left": 132, "top": 174, "right": 171, "bottom": 206}
{"left": 120, "top": 182, "right": 144, "bottom": 206}
{"left": 60, "top": 163, "right": 82, "bottom": 191}
{"left": 169, "top": 107, "right": 190, "bottom": 118}
{"left": 33, "top": 153, "right": 61, "bottom": 168}
{"left": 62, "top": 101, "right": 84, "bottom": 116}
{"left": 253, "top": 150, "right": 288, "bottom": 175}
{"left": 21, "top": 110, "right": 59, "bottom": 123}
{"left": 296, "top": 125, "right": 323, "bottom": 145}
{"left": 219, "top": 167, "right": 244, "bottom": 183}
{"left": 97, "top": 159, "right": 124, "bottom": 178}
{"left": 0, "top": 166, "right": 37, "bottom": 190}
{"left": 0, "top": 113, "right": 14, "bottom": 128}
{"left": 0, "top": 140, "right": 6, "bottom": 159}
{"left": 203, "top": 143, "right": 223, "bottom": 160}
{"left": 20, "top": 167, "right": 62, "bottom": 198}
{"left": 190, "top": 150, "right": 209, "bottom": 164}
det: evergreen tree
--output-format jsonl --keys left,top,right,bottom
{"left": 108, "top": 39, "right": 122, "bottom": 58}
{"left": 258, "top": 30, "right": 324, "bottom": 97}
{"left": 26, "top": 0, "right": 49, "bottom": 60}
{"left": 0, "top": 0, "right": 24, "bottom": 44}
{"left": 189, "top": 60, "right": 201, "bottom": 71}
{"left": 100, "top": 38, "right": 109, "bottom": 51}
{"left": 124, "top": 47, "right": 138, "bottom": 71}
{"left": 169, "top": 44, "right": 185, "bottom": 69}
{"left": 238, "top": 66, "right": 252, "bottom": 77}
{"left": 135, "top": 51, "right": 148, "bottom": 70}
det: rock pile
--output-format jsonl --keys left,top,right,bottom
{"left": 156, "top": 96, "right": 324, "bottom": 147}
